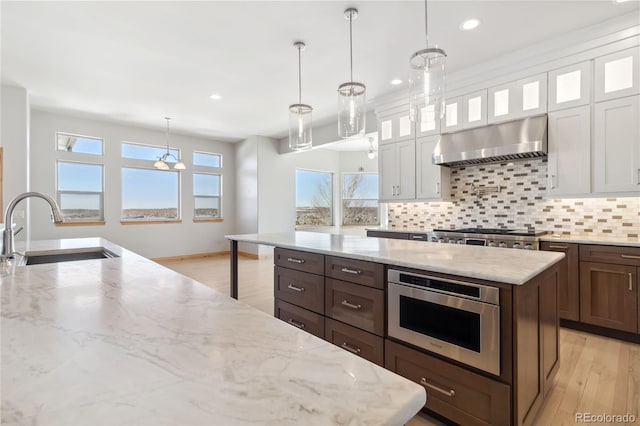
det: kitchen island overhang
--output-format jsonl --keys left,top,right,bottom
{"left": 1, "top": 237, "right": 426, "bottom": 426}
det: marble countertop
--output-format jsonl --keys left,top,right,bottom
{"left": 226, "top": 232, "right": 564, "bottom": 285}
{"left": 1, "top": 238, "right": 425, "bottom": 425}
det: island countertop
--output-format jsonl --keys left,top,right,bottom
{"left": 227, "top": 232, "right": 564, "bottom": 285}
{"left": 1, "top": 238, "right": 425, "bottom": 425}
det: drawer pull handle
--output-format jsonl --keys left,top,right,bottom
{"left": 287, "top": 284, "right": 305, "bottom": 292}
{"left": 629, "top": 273, "right": 633, "bottom": 291}
{"left": 341, "top": 267, "right": 362, "bottom": 275}
{"left": 287, "top": 319, "right": 305, "bottom": 329}
{"left": 411, "top": 235, "right": 426, "bottom": 240}
{"left": 341, "top": 342, "right": 361, "bottom": 354}
{"left": 548, "top": 245, "right": 568, "bottom": 249}
{"left": 420, "top": 378, "right": 455, "bottom": 397}
{"left": 341, "top": 300, "right": 362, "bottom": 310}
{"left": 621, "top": 254, "right": 640, "bottom": 260}
{"left": 287, "top": 257, "right": 305, "bottom": 264}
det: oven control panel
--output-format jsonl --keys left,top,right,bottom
{"left": 426, "top": 233, "right": 540, "bottom": 250}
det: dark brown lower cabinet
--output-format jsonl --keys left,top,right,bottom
{"left": 579, "top": 261, "right": 638, "bottom": 333}
{"left": 325, "top": 318, "right": 383, "bottom": 366}
{"left": 541, "top": 242, "right": 580, "bottom": 321}
{"left": 275, "top": 299, "right": 325, "bottom": 339}
{"left": 385, "top": 339, "right": 511, "bottom": 426}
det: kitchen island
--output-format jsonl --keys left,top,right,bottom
{"left": 227, "top": 232, "right": 565, "bottom": 426}
{"left": 1, "top": 238, "right": 425, "bottom": 425}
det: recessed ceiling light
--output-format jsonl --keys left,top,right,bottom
{"left": 209, "top": 93, "right": 222, "bottom": 100}
{"left": 391, "top": 79, "right": 403, "bottom": 85}
{"left": 460, "top": 18, "right": 480, "bottom": 31}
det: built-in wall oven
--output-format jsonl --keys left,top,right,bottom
{"left": 388, "top": 269, "right": 501, "bottom": 375}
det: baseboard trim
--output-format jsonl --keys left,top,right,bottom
{"left": 152, "top": 251, "right": 272, "bottom": 262}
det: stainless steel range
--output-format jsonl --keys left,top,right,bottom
{"left": 427, "top": 228, "right": 550, "bottom": 250}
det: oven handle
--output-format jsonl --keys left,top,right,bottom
{"left": 420, "top": 378, "right": 455, "bottom": 397}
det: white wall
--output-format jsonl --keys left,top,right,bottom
{"left": 338, "top": 151, "right": 378, "bottom": 174}
{"left": 28, "top": 109, "right": 236, "bottom": 258}
{"left": 235, "top": 135, "right": 259, "bottom": 255}
{"left": 1, "top": 85, "right": 30, "bottom": 233}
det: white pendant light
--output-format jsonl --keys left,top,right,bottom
{"left": 338, "top": 8, "right": 366, "bottom": 139}
{"left": 367, "top": 137, "right": 377, "bottom": 160}
{"left": 154, "top": 117, "right": 186, "bottom": 170}
{"left": 409, "top": 0, "right": 447, "bottom": 122}
{"left": 289, "top": 41, "right": 313, "bottom": 151}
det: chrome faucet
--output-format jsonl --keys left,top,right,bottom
{"left": 1, "top": 192, "right": 64, "bottom": 260}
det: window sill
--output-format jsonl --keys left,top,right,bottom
{"left": 120, "top": 220, "right": 183, "bottom": 225}
{"left": 56, "top": 221, "right": 105, "bottom": 227}
{"left": 193, "top": 218, "right": 224, "bottom": 223}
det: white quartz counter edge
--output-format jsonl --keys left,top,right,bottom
{"left": 2, "top": 238, "right": 426, "bottom": 426}
{"left": 227, "top": 232, "right": 564, "bottom": 285}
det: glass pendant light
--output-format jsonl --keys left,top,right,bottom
{"left": 338, "top": 8, "right": 366, "bottom": 139}
{"left": 367, "top": 137, "right": 377, "bottom": 160}
{"left": 289, "top": 41, "right": 313, "bottom": 151}
{"left": 409, "top": 0, "right": 446, "bottom": 122}
{"left": 154, "top": 117, "right": 186, "bottom": 170}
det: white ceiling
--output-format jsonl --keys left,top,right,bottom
{"left": 2, "top": 1, "right": 639, "bottom": 144}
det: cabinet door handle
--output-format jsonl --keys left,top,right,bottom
{"left": 548, "top": 245, "right": 568, "bottom": 249}
{"left": 287, "top": 318, "right": 305, "bottom": 329}
{"left": 340, "top": 267, "right": 362, "bottom": 275}
{"left": 637, "top": 168, "right": 640, "bottom": 185}
{"left": 392, "top": 185, "right": 397, "bottom": 196}
{"left": 287, "top": 257, "right": 305, "bottom": 264}
{"left": 397, "top": 185, "right": 401, "bottom": 196}
{"left": 436, "top": 182, "right": 440, "bottom": 195}
{"left": 549, "top": 174, "right": 556, "bottom": 190}
{"left": 341, "top": 342, "right": 362, "bottom": 354}
{"left": 287, "top": 284, "right": 305, "bottom": 292}
{"left": 420, "top": 378, "right": 456, "bottom": 397}
{"left": 621, "top": 254, "right": 640, "bottom": 260}
{"left": 411, "top": 235, "right": 426, "bottom": 240}
{"left": 341, "top": 300, "right": 362, "bottom": 310}
{"left": 629, "top": 273, "right": 633, "bottom": 291}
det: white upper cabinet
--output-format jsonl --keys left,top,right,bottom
{"left": 547, "top": 105, "right": 591, "bottom": 197}
{"left": 593, "top": 95, "right": 640, "bottom": 193}
{"left": 488, "top": 73, "right": 547, "bottom": 123}
{"left": 377, "top": 106, "right": 415, "bottom": 145}
{"left": 378, "top": 139, "right": 416, "bottom": 201}
{"left": 548, "top": 61, "right": 592, "bottom": 111}
{"left": 441, "top": 96, "right": 463, "bottom": 133}
{"left": 594, "top": 47, "right": 640, "bottom": 102}
{"left": 462, "top": 90, "right": 488, "bottom": 129}
{"left": 415, "top": 136, "right": 450, "bottom": 200}
{"left": 416, "top": 102, "right": 441, "bottom": 137}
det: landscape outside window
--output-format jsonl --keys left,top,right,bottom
{"left": 296, "top": 169, "right": 333, "bottom": 226}
{"left": 121, "top": 167, "right": 180, "bottom": 220}
{"left": 56, "top": 160, "right": 104, "bottom": 221}
{"left": 194, "top": 173, "right": 221, "bottom": 218}
{"left": 342, "top": 173, "right": 379, "bottom": 225}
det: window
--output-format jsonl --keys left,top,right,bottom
{"left": 121, "top": 167, "right": 179, "bottom": 220}
{"left": 56, "top": 133, "right": 103, "bottom": 155}
{"left": 342, "top": 173, "right": 379, "bottom": 226}
{"left": 122, "top": 142, "right": 179, "bottom": 164}
{"left": 56, "top": 161, "right": 104, "bottom": 221}
{"left": 295, "top": 169, "right": 333, "bottom": 226}
{"left": 194, "top": 173, "right": 221, "bottom": 219}
{"left": 194, "top": 152, "right": 221, "bottom": 168}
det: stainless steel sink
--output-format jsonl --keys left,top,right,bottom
{"left": 20, "top": 247, "right": 119, "bottom": 266}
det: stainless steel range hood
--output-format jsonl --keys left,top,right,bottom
{"left": 433, "top": 114, "right": 548, "bottom": 167}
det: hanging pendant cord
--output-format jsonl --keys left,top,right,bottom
{"left": 424, "top": 0, "right": 429, "bottom": 47}
{"left": 349, "top": 13, "right": 354, "bottom": 82}
{"left": 298, "top": 45, "right": 302, "bottom": 104}
{"left": 165, "top": 118, "right": 170, "bottom": 153}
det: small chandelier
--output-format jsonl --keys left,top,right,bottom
{"left": 289, "top": 41, "right": 313, "bottom": 151}
{"left": 154, "top": 117, "right": 186, "bottom": 170}
{"left": 337, "top": 8, "right": 366, "bottom": 139}
{"left": 409, "top": 0, "right": 447, "bottom": 121}
{"left": 367, "top": 137, "right": 377, "bottom": 160}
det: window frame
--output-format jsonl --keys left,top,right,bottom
{"left": 193, "top": 151, "right": 222, "bottom": 168}
{"left": 341, "top": 172, "right": 380, "bottom": 227}
{"left": 193, "top": 171, "right": 222, "bottom": 221}
{"left": 295, "top": 168, "right": 334, "bottom": 227}
{"left": 55, "top": 150, "right": 105, "bottom": 225}
{"left": 192, "top": 151, "right": 223, "bottom": 222}
{"left": 55, "top": 132, "right": 104, "bottom": 156}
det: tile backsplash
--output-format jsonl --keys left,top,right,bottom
{"left": 387, "top": 159, "right": 640, "bottom": 238}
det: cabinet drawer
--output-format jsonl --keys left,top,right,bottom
{"left": 385, "top": 340, "right": 511, "bottom": 426}
{"left": 274, "top": 266, "right": 324, "bottom": 314}
{"left": 275, "top": 299, "right": 325, "bottom": 339}
{"left": 408, "top": 233, "right": 429, "bottom": 241}
{"left": 325, "top": 256, "right": 384, "bottom": 289}
{"left": 367, "top": 230, "right": 409, "bottom": 240}
{"left": 579, "top": 244, "right": 640, "bottom": 266}
{"left": 325, "top": 278, "right": 384, "bottom": 336}
{"left": 325, "top": 318, "right": 384, "bottom": 366}
{"left": 274, "top": 248, "right": 324, "bottom": 275}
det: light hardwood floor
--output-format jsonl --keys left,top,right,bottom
{"left": 158, "top": 254, "right": 640, "bottom": 426}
